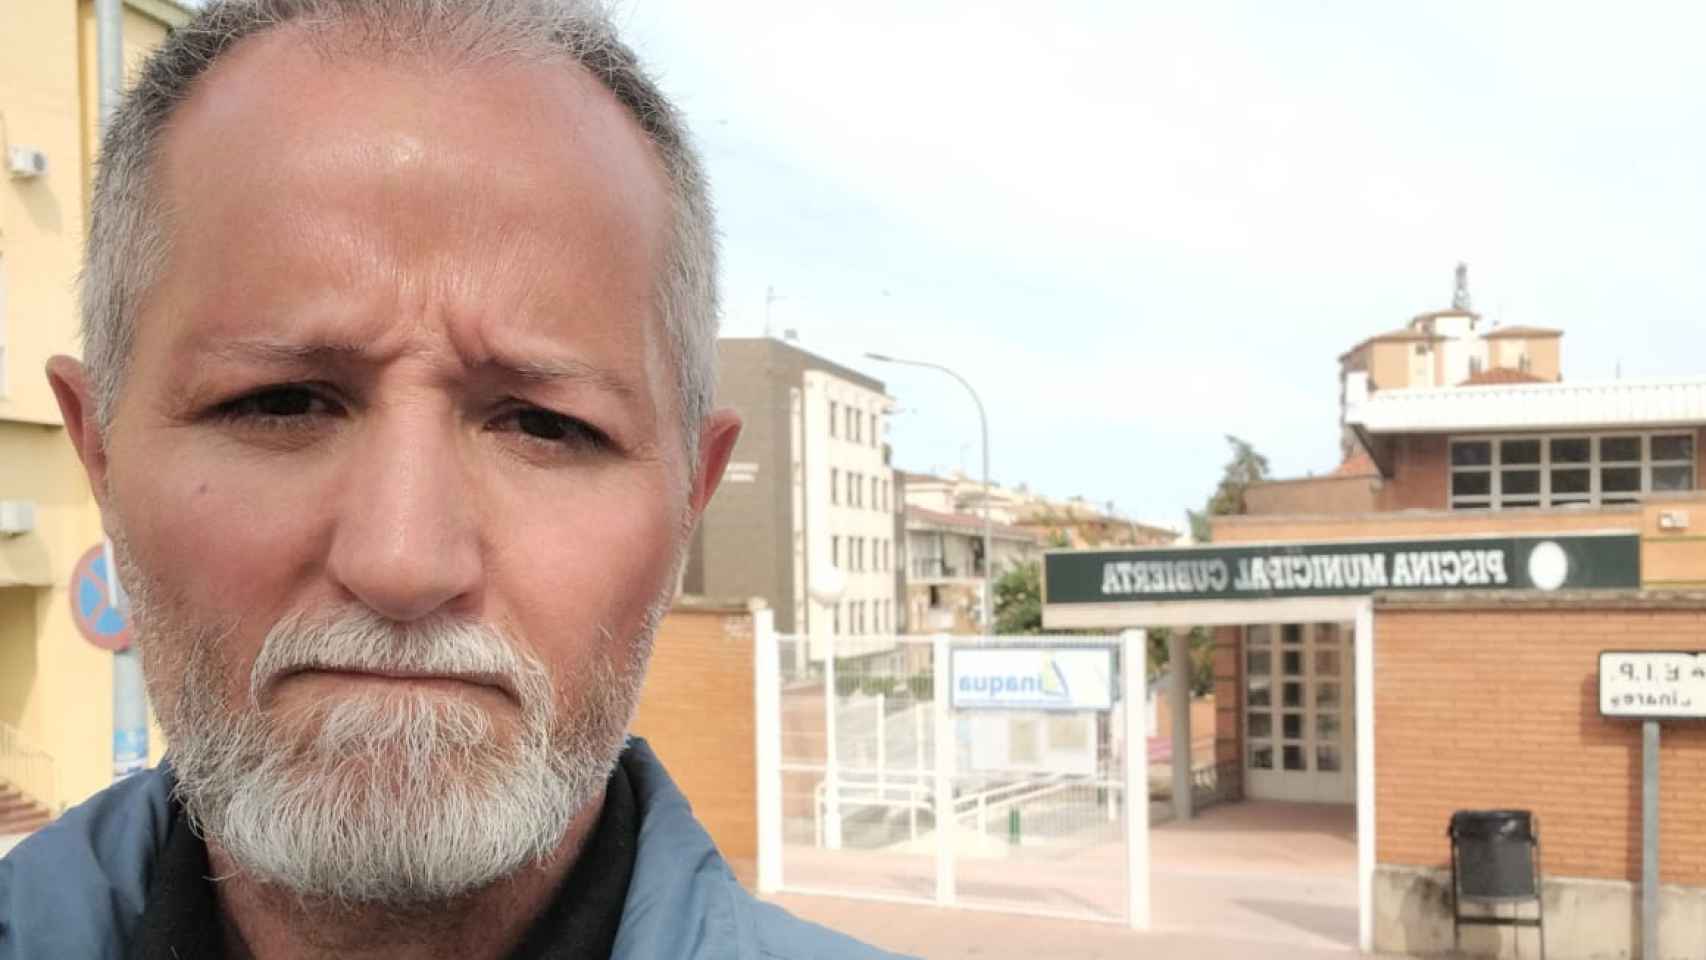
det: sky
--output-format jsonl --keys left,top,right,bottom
{"left": 616, "top": 2, "right": 1706, "bottom": 531}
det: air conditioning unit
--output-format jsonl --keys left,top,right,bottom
{"left": 0, "top": 500, "right": 36, "bottom": 536}
{"left": 6, "top": 147, "right": 48, "bottom": 180}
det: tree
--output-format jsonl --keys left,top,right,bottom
{"left": 992, "top": 560, "right": 1042, "bottom": 634}
{"left": 1187, "top": 434, "right": 1272, "bottom": 543}
{"left": 1145, "top": 626, "right": 1216, "bottom": 695}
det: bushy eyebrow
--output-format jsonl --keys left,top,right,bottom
{"left": 491, "top": 355, "right": 640, "bottom": 402}
{"left": 200, "top": 338, "right": 641, "bottom": 402}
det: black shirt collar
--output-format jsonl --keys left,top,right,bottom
{"left": 135, "top": 755, "right": 640, "bottom": 960}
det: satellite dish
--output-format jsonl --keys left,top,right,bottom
{"left": 809, "top": 564, "right": 848, "bottom": 604}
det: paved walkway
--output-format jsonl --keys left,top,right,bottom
{"left": 767, "top": 892, "right": 1392, "bottom": 959}
{"left": 765, "top": 799, "right": 1384, "bottom": 958}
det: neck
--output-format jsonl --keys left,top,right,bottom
{"left": 207, "top": 788, "right": 607, "bottom": 960}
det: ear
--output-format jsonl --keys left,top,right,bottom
{"left": 688, "top": 408, "right": 742, "bottom": 517}
{"left": 46, "top": 356, "right": 113, "bottom": 512}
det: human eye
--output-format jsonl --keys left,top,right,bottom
{"left": 488, "top": 404, "right": 614, "bottom": 455}
{"left": 210, "top": 384, "right": 342, "bottom": 427}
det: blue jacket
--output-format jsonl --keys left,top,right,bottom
{"left": 0, "top": 739, "right": 903, "bottom": 959}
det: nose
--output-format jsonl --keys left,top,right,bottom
{"left": 326, "top": 407, "right": 483, "bottom": 622}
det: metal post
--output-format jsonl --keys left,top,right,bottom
{"left": 863, "top": 353, "right": 992, "bottom": 629}
{"left": 97, "top": 0, "right": 123, "bottom": 129}
{"left": 823, "top": 632, "right": 842, "bottom": 850}
{"left": 1642, "top": 719, "right": 1659, "bottom": 960}
{"left": 753, "top": 608, "right": 784, "bottom": 894}
{"left": 1170, "top": 629, "right": 1193, "bottom": 821}
{"left": 1122, "top": 629, "right": 1151, "bottom": 930}
{"left": 97, "top": 2, "right": 148, "bottom": 785}
{"left": 932, "top": 633, "right": 956, "bottom": 905}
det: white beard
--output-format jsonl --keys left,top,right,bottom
{"left": 116, "top": 536, "right": 668, "bottom": 908}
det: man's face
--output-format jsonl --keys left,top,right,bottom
{"left": 51, "top": 29, "right": 735, "bottom": 900}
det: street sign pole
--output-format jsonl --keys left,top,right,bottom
{"left": 1642, "top": 718, "right": 1658, "bottom": 960}
{"left": 1597, "top": 650, "right": 1706, "bottom": 960}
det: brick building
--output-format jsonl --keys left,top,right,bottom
{"left": 1042, "top": 295, "right": 1706, "bottom": 957}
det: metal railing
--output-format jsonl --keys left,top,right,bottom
{"left": 0, "top": 721, "right": 59, "bottom": 814}
{"left": 806, "top": 768, "right": 1123, "bottom": 848}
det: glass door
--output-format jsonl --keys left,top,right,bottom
{"left": 1245, "top": 623, "right": 1354, "bottom": 803}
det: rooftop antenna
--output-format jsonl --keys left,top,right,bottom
{"left": 764, "top": 285, "right": 786, "bottom": 338}
{"left": 1452, "top": 262, "right": 1472, "bottom": 312}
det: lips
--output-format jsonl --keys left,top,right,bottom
{"left": 278, "top": 666, "right": 517, "bottom": 702}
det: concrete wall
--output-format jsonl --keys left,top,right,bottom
{"left": 1375, "top": 865, "right": 1706, "bottom": 959}
{"left": 629, "top": 601, "right": 758, "bottom": 864}
{"left": 1214, "top": 502, "right": 1645, "bottom": 546}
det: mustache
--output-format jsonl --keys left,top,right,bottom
{"left": 248, "top": 608, "right": 547, "bottom": 708}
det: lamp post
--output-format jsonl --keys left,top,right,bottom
{"left": 865, "top": 353, "right": 993, "bottom": 632}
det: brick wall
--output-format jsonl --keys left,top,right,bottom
{"left": 1213, "top": 626, "right": 1244, "bottom": 800}
{"left": 1375, "top": 435, "right": 1449, "bottom": 511}
{"left": 630, "top": 601, "right": 757, "bottom": 862}
{"left": 1244, "top": 474, "right": 1380, "bottom": 516}
{"left": 1374, "top": 594, "right": 1706, "bottom": 885}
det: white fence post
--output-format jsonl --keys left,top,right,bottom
{"left": 753, "top": 606, "right": 783, "bottom": 894}
{"left": 1122, "top": 629, "right": 1151, "bottom": 931}
{"left": 876, "top": 692, "right": 887, "bottom": 802}
{"left": 933, "top": 633, "right": 956, "bottom": 905}
{"left": 824, "top": 631, "right": 843, "bottom": 850}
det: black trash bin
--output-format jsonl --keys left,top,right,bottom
{"left": 1448, "top": 810, "right": 1545, "bottom": 958}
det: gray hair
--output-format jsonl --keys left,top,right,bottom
{"left": 82, "top": 0, "right": 718, "bottom": 454}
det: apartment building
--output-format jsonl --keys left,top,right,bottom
{"left": 683, "top": 337, "right": 903, "bottom": 646}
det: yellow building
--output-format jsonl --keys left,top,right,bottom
{"left": 1, "top": 0, "right": 189, "bottom": 825}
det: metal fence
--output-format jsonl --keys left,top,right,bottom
{"left": 755, "top": 625, "right": 1147, "bottom": 926}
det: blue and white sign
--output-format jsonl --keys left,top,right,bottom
{"left": 951, "top": 647, "right": 1115, "bottom": 711}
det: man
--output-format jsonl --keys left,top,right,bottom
{"left": 0, "top": 1, "right": 898, "bottom": 957}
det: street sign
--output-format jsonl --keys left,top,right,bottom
{"left": 1600, "top": 651, "right": 1706, "bottom": 719}
{"left": 70, "top": 543, "right": 133, "bottom": 652}
{"left": 1046, "top": 532, "right": 1642, "bottom": 606}
{"left": 951, "top": 646, "right": 1115, "bottom": 711}
{"left": 1598, "top": 649, "right": 1702, "bottom": 960}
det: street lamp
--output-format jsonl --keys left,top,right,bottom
{"left": 865, "top": 352, "right": 994, "bottom": 633}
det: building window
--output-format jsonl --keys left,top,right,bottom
{"left": 871, "top": 477, "right": 879, "bottom": 510}
{"left": 848, "top": 407, "right": 858, "bottom": 443}
{"left": 869, "top": 412, "right": 878, "bottom": 447}
{"left": 830, "top": 469, "right": 839, "bottom": 505}
{"left": 1450, "top": 431, "right": 1696, "bottom": 510}
{"left": 831, "top": 536, "right": 840, "bottom": 567}
{"left": 829, "top": 401, "right": 838, "bottom": 438}
{"left": 833, "top": 603, "right": 841, "bottom": 635}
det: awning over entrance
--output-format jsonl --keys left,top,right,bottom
{"left": 1042, "top": 531, "right": 1639, "bottom": 630}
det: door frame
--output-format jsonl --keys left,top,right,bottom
{"left": 1045, "top": 596, "right": 1376, "bottom": 955}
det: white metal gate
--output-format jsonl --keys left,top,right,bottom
{"left": 753, "top": 617, "right": 1149, "bottom": 927}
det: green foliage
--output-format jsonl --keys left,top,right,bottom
{"left": 993, "top": 561, "right": 1043, "bottom": 634}
{"left": 1192, "top": 435, "right": 1272, "bottom": 543}
{"left": 1145, "top": 625, "right": 1216, "bottom": 696}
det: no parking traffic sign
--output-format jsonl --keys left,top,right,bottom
{"left": 70, "top": 543, "right": 134, "bottom": 652}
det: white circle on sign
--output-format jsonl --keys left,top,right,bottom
{"left": 1528, "top": 541, "right": 1569, "bottom": 591}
